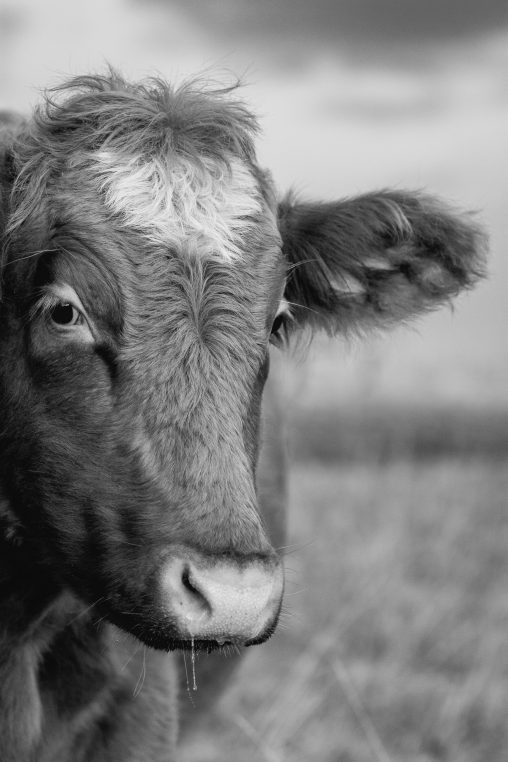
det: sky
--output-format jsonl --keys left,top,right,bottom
{"left": 0, "top": 0, "right": 506, "bottom": 408}
{"left": 155, "top": 0, "right": 508, "bottom": 46}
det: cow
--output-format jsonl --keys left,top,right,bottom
{"left": 0, "top": 71, "right": 486, "bottom": 761}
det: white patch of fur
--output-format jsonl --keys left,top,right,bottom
{"left": 92, "top": 150, "right": 262, "bottom": 261}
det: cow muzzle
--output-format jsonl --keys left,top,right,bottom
{"left": 159, "top": 549, "right": 284, "bottom": 648}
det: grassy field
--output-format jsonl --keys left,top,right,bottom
{"left": 181, "top": 452, "right": 508, "bottom": 762}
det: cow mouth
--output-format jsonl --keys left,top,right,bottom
{"left": 94, "top": 550, "right": 284, "bottom": 652}
{"left": 160, "top": 595, "right": 283, "bottom": 653}
{"left": 101, "top": 604, "right": 282, "bottom": 654}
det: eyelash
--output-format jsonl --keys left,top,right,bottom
{"left": 30, "top": 294, "right": 86, "bottom": 331}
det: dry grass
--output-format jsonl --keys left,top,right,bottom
{"left": 181, "top": 456, "right": 508, "bottom": 762}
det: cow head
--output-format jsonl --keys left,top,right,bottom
{"left": 0, "top": 73, "right": 486, "bottom": 651}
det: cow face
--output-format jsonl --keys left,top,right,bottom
{"left": 0, "top": 73, "right": 486, "bottom": 652}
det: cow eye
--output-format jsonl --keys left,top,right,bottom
{"left": 49, "top": 302, "right": 82, "bottom": 327}
{"left": 271, "top": 314, "right": 285, "bottom": 336}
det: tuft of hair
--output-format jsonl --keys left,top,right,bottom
{"left": 279, "top": 190, "right": 488, "bottom": 337}
{"left": 37, "top": 67, "right": 257, "bottom": 162}
{"left": 5, "top": 68, "right": 262, "bottom": 254}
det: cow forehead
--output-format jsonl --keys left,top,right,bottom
{"left": 7, "top": 74, "right": 283, "bottom": 274}
{"left": 87, "top": 150, "right": 267, "bottom": 263}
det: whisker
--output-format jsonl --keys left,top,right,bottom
{"left": 283, "top": 588, "right": 307, "bottom": 597}
{"left": 120, "top": 640, "right": 143, "bottom": 672}
{"left": 277, "top": 537, "right": 318, "bottom": 556}
{"left": 285, "top": 256, "right": 321, "bottom": 273}
{"left": 133, "top": 646, "right": 147, "bottom": 698}
{"left": 67, "top": 596, "right": 106, "bottom": 627}
{"left": 284, "top": 300, "right": 321, "bottom": 317}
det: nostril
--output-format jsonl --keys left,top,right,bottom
{"left": 162, "top": 559, "right": 212, "bottom": 626}
{"left": 181, "top": 566, "right": 212, "bottom": 618}
{"left": 181, "top": 565, "right": 193, "bottom": 592}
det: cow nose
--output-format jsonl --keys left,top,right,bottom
{"left": 160, "top": 552, "right": 284, "bottom": 645}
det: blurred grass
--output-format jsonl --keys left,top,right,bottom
{"left": 290, "top": 405, "right": 508, "bottom": 463}
{"left": 181, "top": 426, "right": 508, "bottom": 761}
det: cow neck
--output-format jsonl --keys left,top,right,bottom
{"left": 0, "top": 493, "right": 78, "bottom": 653}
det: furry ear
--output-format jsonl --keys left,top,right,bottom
{"left": 278, "top": 190, "right": 487, "bottom": 335}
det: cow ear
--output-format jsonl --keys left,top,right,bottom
{"left": 278, "top": 190, "right": 487, "bottom": 336}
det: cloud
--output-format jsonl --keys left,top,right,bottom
{"left": 145, "top": 0, "right": 508, "bottom": 48}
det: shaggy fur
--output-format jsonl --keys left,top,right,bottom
{"left": 0, "top": 70, "right": 487, "bottom": 761}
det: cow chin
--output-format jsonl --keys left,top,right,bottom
{"left": 101, "top": 547, "right": 285, "bottom": 653}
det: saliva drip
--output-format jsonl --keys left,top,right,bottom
{"left": 190, "top": 636, "right": 197, "bottom": 691}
